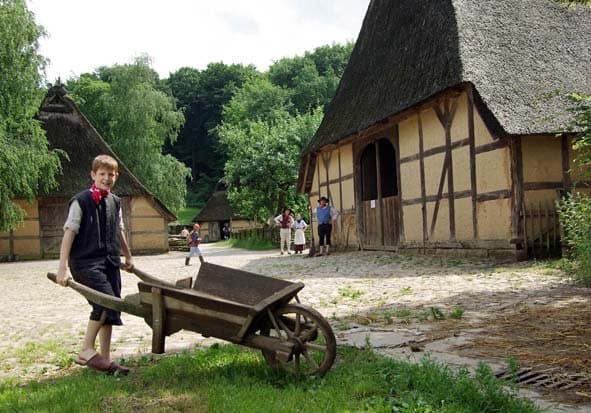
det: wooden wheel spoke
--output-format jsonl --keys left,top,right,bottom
{"left": 295, "top": 313, "right": 301, "bottom": 336}
{"left": 302, "top": 350, "right": 319, "bottom": 369}
{"left": 260, "top": 304, "right": 336, "bottom": 376}
{"left": 305, "top": 342, "right": 327, "bottom": 353}
{"left": 277, "top": 317, "right": 295, "bottom": 339}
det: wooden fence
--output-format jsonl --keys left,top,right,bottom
{"left": 232, "top": 225, "right": 312, "bottom": 247}
{"left": 522, "top": 200, "right": 562, "bottom": 259}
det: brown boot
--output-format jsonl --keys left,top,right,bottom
{"left": 185, "top": 257, "right": 190, "bottom": 266}
{"left": 199, "top": 255, "right": 205, "bottom": 264}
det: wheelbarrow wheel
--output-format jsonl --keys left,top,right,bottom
{"left": 260, "top": 303, "right": 336, "bottom": 376}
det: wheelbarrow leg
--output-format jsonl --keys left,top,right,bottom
{"left": 151, "top": 287, "right": 166, "bottom": 354}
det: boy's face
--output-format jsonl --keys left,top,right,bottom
{"left": 91, "top": 167, "right": 118, "bottom": 191}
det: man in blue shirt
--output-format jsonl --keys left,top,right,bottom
{"left": 316, "top": 196, "right": 335, "bottom": 256}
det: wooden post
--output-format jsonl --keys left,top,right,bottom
{"left": 561, "top": 135, "right": 571, "bottom": 191}
{"left": 529, "top": 203, "right": 536, "bottom": 258}
{"left": 418, "top": 113, "right": 427, "bottom": 244}
{"left": 375, "top": 141, "right": 384, "bottom": 245}
{"left": 394, "top": 125, "right": 404, "bottom": 242}
{"left": 467, "top": 87, "right": 478, "bottom": 239}
{"left": 151, "top": 287, "right": 166, "bottom": 354}
{"left": 509, "top": 137, "right": 524, "bottom": 247}
{"left": 338, "top": 146, "right": 344, "bottom": 230}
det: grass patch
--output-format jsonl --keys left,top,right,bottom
{"left": 172, "top": 206, "right": 200, "bottom": 225}
{"left": 0, "top": 344, "right": 540, "bottom": 412}
{"left": 221, "top": 237, "right": 276, "bottom": 251}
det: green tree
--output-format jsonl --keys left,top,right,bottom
{"left": 0, "top": 0, "right": 62, "bottom": 231}
{"left": 165, "top": 63, "right": 257, "bottom": 206}
{"left": 68, "top": 57, "right": 190, "bottom": 212}
{"left": 557, "top": 93, "right": 591, "bottom": 286}
{"left": 219, "top": 77, "right": 323, "bottom": 220}
{"left": 268, "top": 42, "right": 353, "bottom": 113}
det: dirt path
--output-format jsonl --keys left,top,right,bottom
{"left": 1, "top": 244, "right": 590, "bottom": 410}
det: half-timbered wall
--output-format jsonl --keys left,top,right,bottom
{"left": 0, "top": 199, "right": 41, "bottom": 259}
{"left": 303, "top": 87, "right": 587, "bottom": 259}
{"left": 398, "top": 90, "right": 513, "bottom": 248}
{"left": 128, "top": 196, "right": 168, "bottom": 253}
{"left": 308, "top": 143, "right": 358, "bottom": 249}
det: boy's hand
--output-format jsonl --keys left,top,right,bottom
{"left": 122, "top": 257, "right": 134, "bottom": 272}
{"left": 56, "top": 268, "right": 71, "bottom": 287}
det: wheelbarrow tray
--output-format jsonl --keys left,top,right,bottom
{"left": 137, "top": 262, "right": 304, "bottom": 344}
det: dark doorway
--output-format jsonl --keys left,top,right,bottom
{"left": 358, "top": 138, "right": 400, "bottom": 248}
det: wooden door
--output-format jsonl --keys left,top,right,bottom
{"left": 210, "top": 222, "right": 220, "bottom": 242}
{"left": 357, "top": 138, "right": 400, "bottom": 249}
{"left": 39, "top": 197, "right": 68, "bottom": 258}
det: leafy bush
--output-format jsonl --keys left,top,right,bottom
{"left": 557, "top": 192, "right": 591, "bottom": 286}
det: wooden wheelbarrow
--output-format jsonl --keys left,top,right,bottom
{"left": 47, "top": 262, "right": 336, "bottom": 376}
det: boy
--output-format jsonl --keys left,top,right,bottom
{"left": 185, "top": 223, "right": 204, "bottom": 265}
{"left": 56, "top": 154, "right": 133, "bottom": 374}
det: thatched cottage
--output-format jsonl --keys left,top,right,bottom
{"left": 298, "top": 0, "right": 591, "bottom": 259}
{"left": 0, "top": 84, "right": 176, "bottom": 260}
{"left": 194, "top": 191, "right": 254, "bottom": 242}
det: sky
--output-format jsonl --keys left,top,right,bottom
{"left": 27, "top": 0, "right": 370, "bottom": 82}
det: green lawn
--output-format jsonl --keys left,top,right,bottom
{"left": 173, "top": 206, "right": 200, "bottom": 225}
{"left": 0, "top": 344, "right": 540, "bottom": 413}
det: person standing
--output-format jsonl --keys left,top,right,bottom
{"left": 56, "top": 154, "right": 133, "bottom": 374}
{"left": 293, "top": 213, "right": 308, "bottom": 254}
{"left": 274, "top": 207, "right": 294, "bottom": 255}
{"left": 316, "top": 196, "right": 335, "bottom": 256}
{"left": 185, "top": 223, "right": 204, "bottom": 265}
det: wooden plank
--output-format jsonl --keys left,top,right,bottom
{"left": 338, "top": 147, "right": 344, "bottom": 229}
{"left": 151, "top": 287, "right": 166, "bottom": 354}
{"left": 375, "top": 141, "right": 384, "bottom": 245}
{"left": 510, "top": 137, "right": 524, "bottom": 244}
{"left": 430, "top": 151, "right": 449, "bottom": 237}
{"left": 402, "top": 188, "right": 511, "bottom": 206}
{"left": 475, "top": 139, "right": 507, "bottom": 154}
{"left": 394, "top": 125, "right": 404, "bottom": 242}
{"left": 322, "top": 152, "right": 332, "bottom": 201}
{"left": 399, "top": 138, "right": 469, "bottom": 164}
{"left": 467, "top": 87, "right": 478, "bottom": 239}
{"left": 561, "top": 134, "right": 571, "bottom": 191}
{"left": 300, "top": 153, "right": 310, "bottom": 194}
{"left": 523, "top": 182, "right": 564, "bottom": 191}
{"left": 418, "top": 112, "right": 427, "bottom": 243}
{"left": 446, "top": 98, "right": 458, "bottom": 240}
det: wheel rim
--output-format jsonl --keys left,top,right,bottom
{"left": 260, "top": 303, "right": 336, "bottom": 376}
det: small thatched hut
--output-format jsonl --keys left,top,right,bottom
{"left": 0, "top": 84, "right": 176, "bottom": 260}
{"left": 298, "top": 0, "right": 591, "bottom": 259}
{"left": 194, "top": 191, "right": 254, "bottom": 242}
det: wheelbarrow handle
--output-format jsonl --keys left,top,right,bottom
{"left": 46, "top": 272, "right": 148, "bottom": 318}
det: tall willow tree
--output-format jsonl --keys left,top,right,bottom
{"left": 0, "top": 0, "right": 62, "bottom": 231}
{"left": 68, "top": 57, "right": 190, "bottom": 212}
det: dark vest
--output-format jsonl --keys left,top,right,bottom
{"left": 280, "top": 214, "right": 291, "bottom": 229}
{"left": 69, "top": 190, "right": 121, "bottom": 265}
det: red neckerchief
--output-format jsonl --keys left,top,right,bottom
{"left": 90, "top": 183, "right": 110, "bottom": 205}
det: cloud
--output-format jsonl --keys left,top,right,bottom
{"left": 27, "top": 0, "right": 369, "bottom": 81}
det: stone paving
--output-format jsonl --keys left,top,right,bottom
{"left": 1, "top": 244, "right": 590, "bottom": 411}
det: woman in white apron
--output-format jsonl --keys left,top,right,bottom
{"left": 293, "top": 213, "right": 308, "bottom": 254}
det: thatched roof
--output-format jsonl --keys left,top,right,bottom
{"left": 37, "top": 84, "right": 176, "bottom": 221}
{"left": 194, "top": 191, "right": 248, "bottom": 222}
{"left": 305, "top": 0, "right": 591, "bottom": 154}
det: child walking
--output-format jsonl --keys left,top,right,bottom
{"left": 185, "top": 223, "right": 204, "bottom": 265}
{"left": 56, "top": 154, "right": 133, "bottom": 374}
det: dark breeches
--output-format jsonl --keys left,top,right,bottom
{"left": 70, "top": 259, "right": 123, "bottom": 326}
{"left": 318, "top": 223, "right": 332, "bottom": 246}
